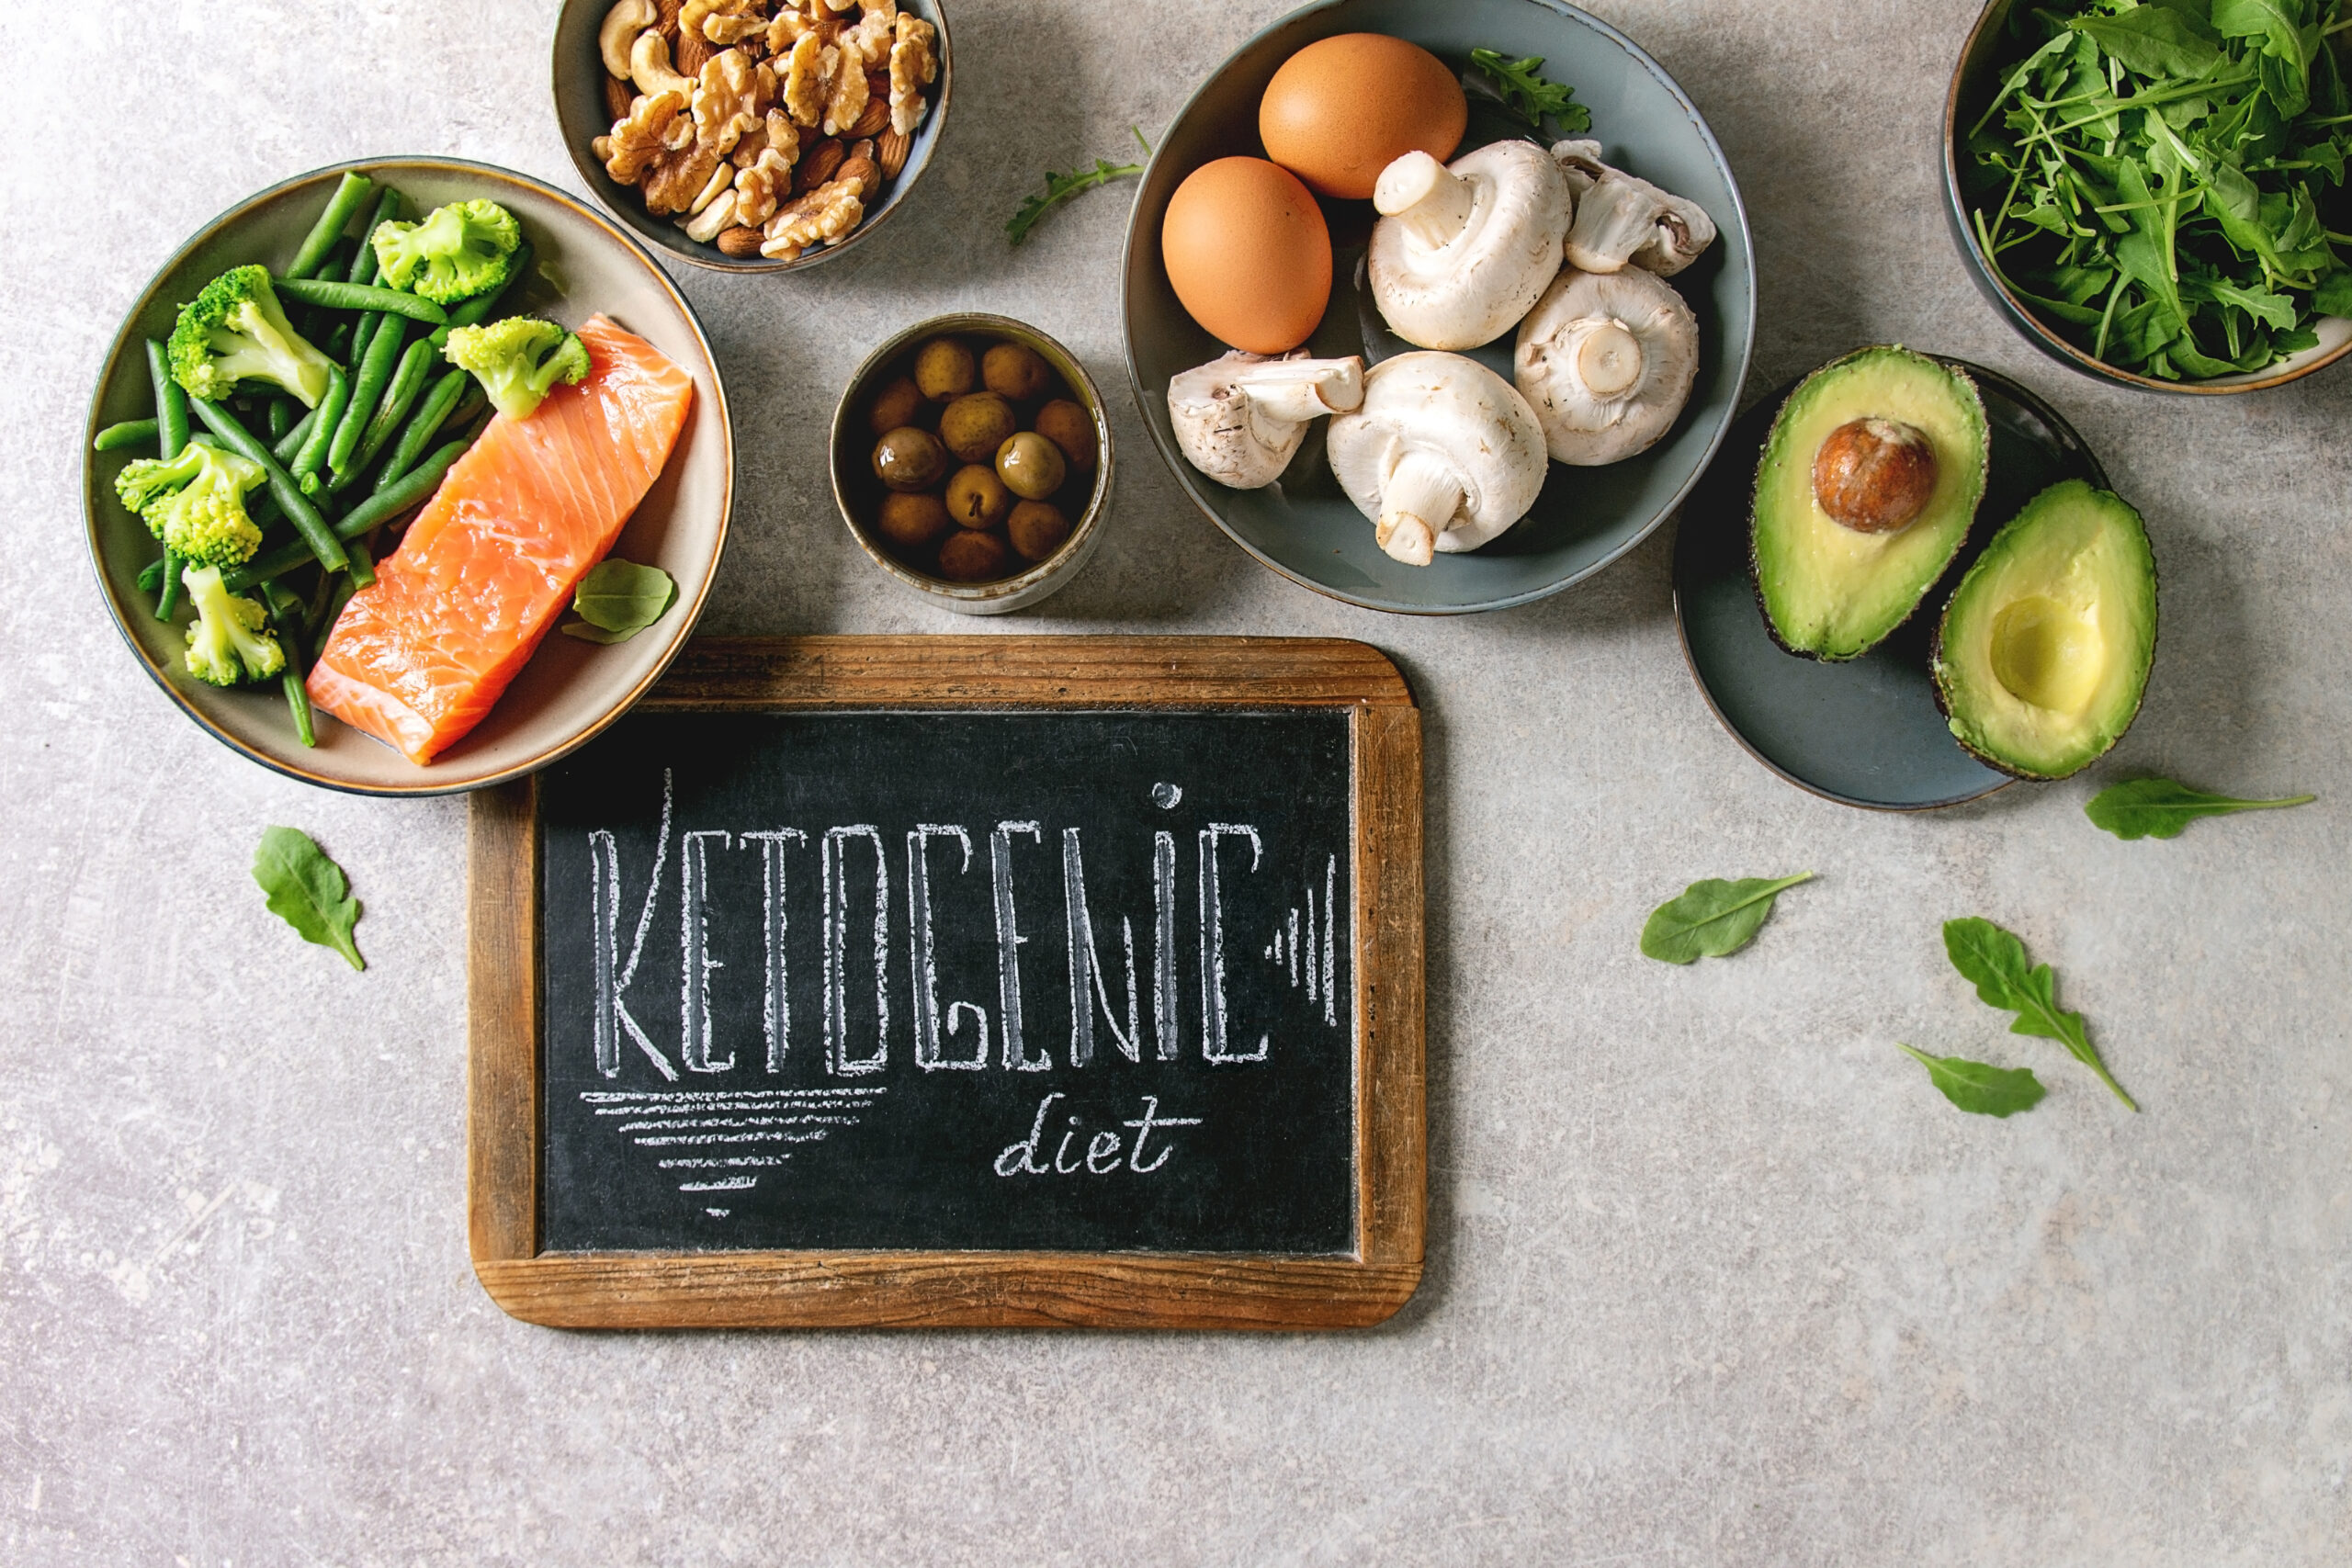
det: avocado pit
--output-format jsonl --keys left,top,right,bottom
{"left": 1813, "top": 417, "right": 1937, "bottom": 534}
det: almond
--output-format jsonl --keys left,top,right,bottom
{"left": 876, "top": 127, "right": 910, "bottom": 180}
{"left": 654, "top": 0, "right": 684, "bottom": 40}
{"left": 604, "top": 73, "right": 637, "bottom": 124}
{"left": 796, "top": 136, "right": 844, "bottom": 193}
{"left": 848, "top": 93, "right": 889, "bottom": 141}
{"left": 717, "top": 224, "right": 764, "bottom": 257}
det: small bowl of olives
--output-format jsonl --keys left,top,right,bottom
{"left": 831, "top": 312, "right": 1112, "bottom": 613}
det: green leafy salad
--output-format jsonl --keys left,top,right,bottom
{"left": 1963, "top": 0, "right": 2352, "bottom": 379}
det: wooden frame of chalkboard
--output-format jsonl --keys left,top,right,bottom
{"left": 467, "top": 637, "right": 1422, "bottom": 1329}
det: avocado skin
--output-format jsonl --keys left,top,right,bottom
{"left": 1747, "top": 346, "right": 1990, "bottom": 661}
{"left": 1928, "top": 480, "right": 2160, "bottom": 781}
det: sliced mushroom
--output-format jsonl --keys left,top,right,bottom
{"left": 600, "top": 0, "right": 658, "bottom": 77}
{"left": 1513, "top": 265, "right": 1700, "bottom": 466}
{"left": 1326, "top": 351, "right": 1548, "bottom": 565}
{"left": 1365, "top": 141, "right": 1574, "bottom": 352}
{"left": 1552, "top": 140, "right": 1717, "bottom": 276}
{"left": 1166, "top": 351, "right": 1366, "bottom": 491}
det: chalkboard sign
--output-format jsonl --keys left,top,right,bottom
{"left": 468, "top": 637, "right": 1424, "bottom": 1329}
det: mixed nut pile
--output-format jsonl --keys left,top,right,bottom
{"left": 591, "top": 0, "right": 938, "bottom": 261}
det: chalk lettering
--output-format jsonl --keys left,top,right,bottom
{"left": 1122, "top": 1095, "right": 1204, "bottom": 1173}
{"left": 1085, "top": 1131, "right": 1122, "bottom": 1173}
{"left": 1153, "top": 830, "right": 1180, "bottom": 1060}
{"left": 588, "top": 768, "right": 678, "bottom": 1081}
{"left": 991, "top": 822, "right": 1049, "bottom": 1071}
{"left": 993, "top": 1091, "right": 1062, "bottom": 1175}
{"left": 821, "top": 826, "right": 889, "bottom": 1076}
{"left": 1322, "top": 852, "right": 1339, "bottom": 1027}
{"left": 741, "top": 829, "right": 807, "bottom": 1071}
{"left": 1199, "top": 823, "right": 1268, "bottom": 1063}
{"left": 909, "top": 825, "right": 987, "bottom": 1070}
{"left": 680, "top": 829, "right": 734, "bottom": 1072}
{"left": 1063, "top": 829, "right": 1140, "bottom": 1066}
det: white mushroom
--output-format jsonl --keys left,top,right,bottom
{"left": 1166, "top": 351, "right": 1366, "bottom": 491}
{"left": 1513, "top": 265, "right": 1700, "bottom": 466}
{"left": 1366, "top": 141, "right": 1574, "bottom": 351}
{"left": 1326, "top": 351, "right": 1549, "bottom": 566}
{"left": 599, "top": 0, "right": 657, "bottom": 78}
{"left": 1552, "top": 141, "right": 1717, "bottom": 276}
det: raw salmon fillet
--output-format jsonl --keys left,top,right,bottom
{"left": 308, "top": 316, "right": 695, "bottom": 763}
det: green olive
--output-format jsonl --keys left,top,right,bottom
{"left": 913, "top": 337, "right": 976, "bottom": 400}
{"left": 982, "top": 341, "right": 1051, "bottom": 401}
{"left": 867, "top": 375, "right": 925, "bottom": 436}
{"left": 1007, "top": 499, "right": 1072, "bottom": 562}
{"left": 944, "top": 463, "right": 1012, "bottom": 529}
{"left": 938, "top": 393, "right": 1016, "bottom": 465}
{"left": 995, "top": 431, "right": 1067, "bottom": 501}
{"left": 873, "top": 426, "right": 947, "bottom": 491}
{"left": 1032, "top": 400, "right": 1096, "bottom": 474}
{"left": 875, "top": 490, "right": 952, "bottom": 550}
{"left": 936, "top": 527, "right": 1011, "bottom": 582}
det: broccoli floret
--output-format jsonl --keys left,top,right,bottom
{"left": 166, "top": 265, "right": 334, "bottom": 408}
{"left": 371, "top": 199, "right": 522, "bottom": 305}
{"left": 113, "top": 437, "right": 266, "bottom": 568}
{"left": 179, "top": 565, "right": 286, "bottom": 687}
{"left": 443, "top": 317, "right": 592, "bottom": 422}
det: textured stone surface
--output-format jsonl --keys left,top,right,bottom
{"left": 5, "top": 1, "right": 2350, "bottom": 1562}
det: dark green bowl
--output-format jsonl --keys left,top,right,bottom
{"left": 1942, "top": 0, "right": 2352, "bottom": 395}
{"left": 1121, "top": 0, "right": 1755, "bottom": 615}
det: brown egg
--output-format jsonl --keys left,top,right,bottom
{"left": 1160, "top": 156, "right": 1332, "bottom": 354}
{"left": 1260, "top": 34, "right": 1466, "bottom": 200}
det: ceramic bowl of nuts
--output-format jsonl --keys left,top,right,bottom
{"left": 552, "top": 0, "right": 951, "bottom": 272}
{"left": 831, "top": 313, "right": 1114, "bottom": 614}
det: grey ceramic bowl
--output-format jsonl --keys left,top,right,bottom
{"left": 1122, "top": 0, "right": 1754, "bottom": 615}
{"left": 1943, "top": 0, "right": 2352, "bottom": 394}
{"left": 1672, "top": 356, "right": 2110, "bottom": 811}
{"left": 830, "top": 312, "right": 1113, "bottom": 614}
{"left": 551, "top": 0, "right": 952, "bottom": 275}
{"left": 82, "top": 157, "right": 734, "bottom": 796}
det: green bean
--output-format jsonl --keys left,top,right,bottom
{"left": 272, "top": 403, "right": 319, "bottom": 467}
{"left": 258, "top": 581, "right": 318, "bottom": 747}
{"left": 146, "top": 339, "right": 188, "bottom": 460}
{"left": 337, "top": 337, "right": 435, "bottom": 487}
{"left": 293, "top": 365, "right": 347, "bottom": 491}
{"left": 138, "top": 558, "right": 166, "bottom": 593}
{"left": 93, "top": 418, "right": 160, "bottom": 452}
{"left": 330, "top": 312, "right": 405, "bottom": 476}
{"left": 274, "top": 275, "right": 447, "bottom": 324}
{"left": 344, "top": 531, "right": 378, "bottom": 592}
{"left": 344, "top": 188, "right": 402, "bottom": 372}
{"left": 430, "top": 242, "right": 535, "bottom": 347}
{"left": 266, "top": 397, "right": 297, "bottom": 442}
{"left": 155, "top": 553, "right": 185, "bottom": 620}
{"left": 321, "top": 570, "right": 360, "bottom": 634}
{"left": 188, "top": 397, "right": 348, "bottom": 574}
{"left": 285, "top": 171, "right": 376, "bottom": 282}
{"left": 374, "top": 369, "right": 468, "bottom": 492}
{"left": 225, "top": 435, "right": 469, "bottom": 591}
{"left": 322, "top": 319, "right": 354, "bottom": 361}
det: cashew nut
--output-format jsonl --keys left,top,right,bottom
{"left": 630, "top": 29, "right": 695, "bottom": 100}
{"left": 598, "top": 0, "right": 657, "bottom": 79}
{"left": 684, "top": 189, "right": 740, "bottom": 243}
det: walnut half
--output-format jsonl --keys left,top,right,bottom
{"left": 888, "top": 13, "right": 937, "bottom": 138}
{"left": 761, "top": 176, "right": 863, "bottom": 261}
{"left": 595, "top": 88, "right": 691, "bottom": 184}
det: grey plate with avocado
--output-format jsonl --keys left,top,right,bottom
{"left": 1672, "top": 356, "right": 2106, "bottom": 812}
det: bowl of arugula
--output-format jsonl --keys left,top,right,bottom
{"left": 1945, "top": 0, "right": 2352, "bottom": 392}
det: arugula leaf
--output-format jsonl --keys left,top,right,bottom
{"left": 253, "top": 827, "right": 365, "bottom": 972}
{"left": 1007, "top": 127, "right": 1151, "bottom": 245}
{"left": 2212, "top": 0, "right": 2311, "bottom": 71}
{"left": 2072, "top": 9, "right": 2222, "bottom": 77}
{"left": 1895, "top": 1044, "right": 2049, "bottom": 1117}
{"left": 564, "top": 558, "right": 677, "bottom": 644}
{"left": 1468, "top": 49, "right": 1592, "bottom": 134}
{"left": 1639, "top": 873, "right": 1812, "bottom": 964}
{"left": 2085, "top": 776, "right": 2316, "bottom": 839}
{"left": 1942, "top": 918, "right": 2134, "bottom": 1111}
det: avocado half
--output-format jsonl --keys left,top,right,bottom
{"left": 1749, "top": 346, "right": 1989, "bottom": 660}
{"left": 1931, "top": 479, "right": 2158, "bottom": 781}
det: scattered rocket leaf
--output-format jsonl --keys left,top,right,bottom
{"left": 1640, "top": 872, "right": 1813, "bottom": 964}
{"left": 2085, "top": 777, "right": 2315, "bottom": 840}
{"left": 253, "top": 826, "right": 364, "bottom": 971}
{"left": 1007, "top": 127, "right": 1151, "bottom": 244}
{"left": 565, "top": 558, "right": 676, "bottom": 643}
{"left": 1895, "top": 1044, "right": 2048, "bottom": 1117}
{"left": 1467, "top": 49, "right": 1593, "bottom": 134}
{"left": 1942, "top": 917, "right": 2132, "bottom": 1111}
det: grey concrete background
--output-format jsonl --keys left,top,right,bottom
{"left": 5, "top": 0, "right": 2347, "bottom": 1562}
